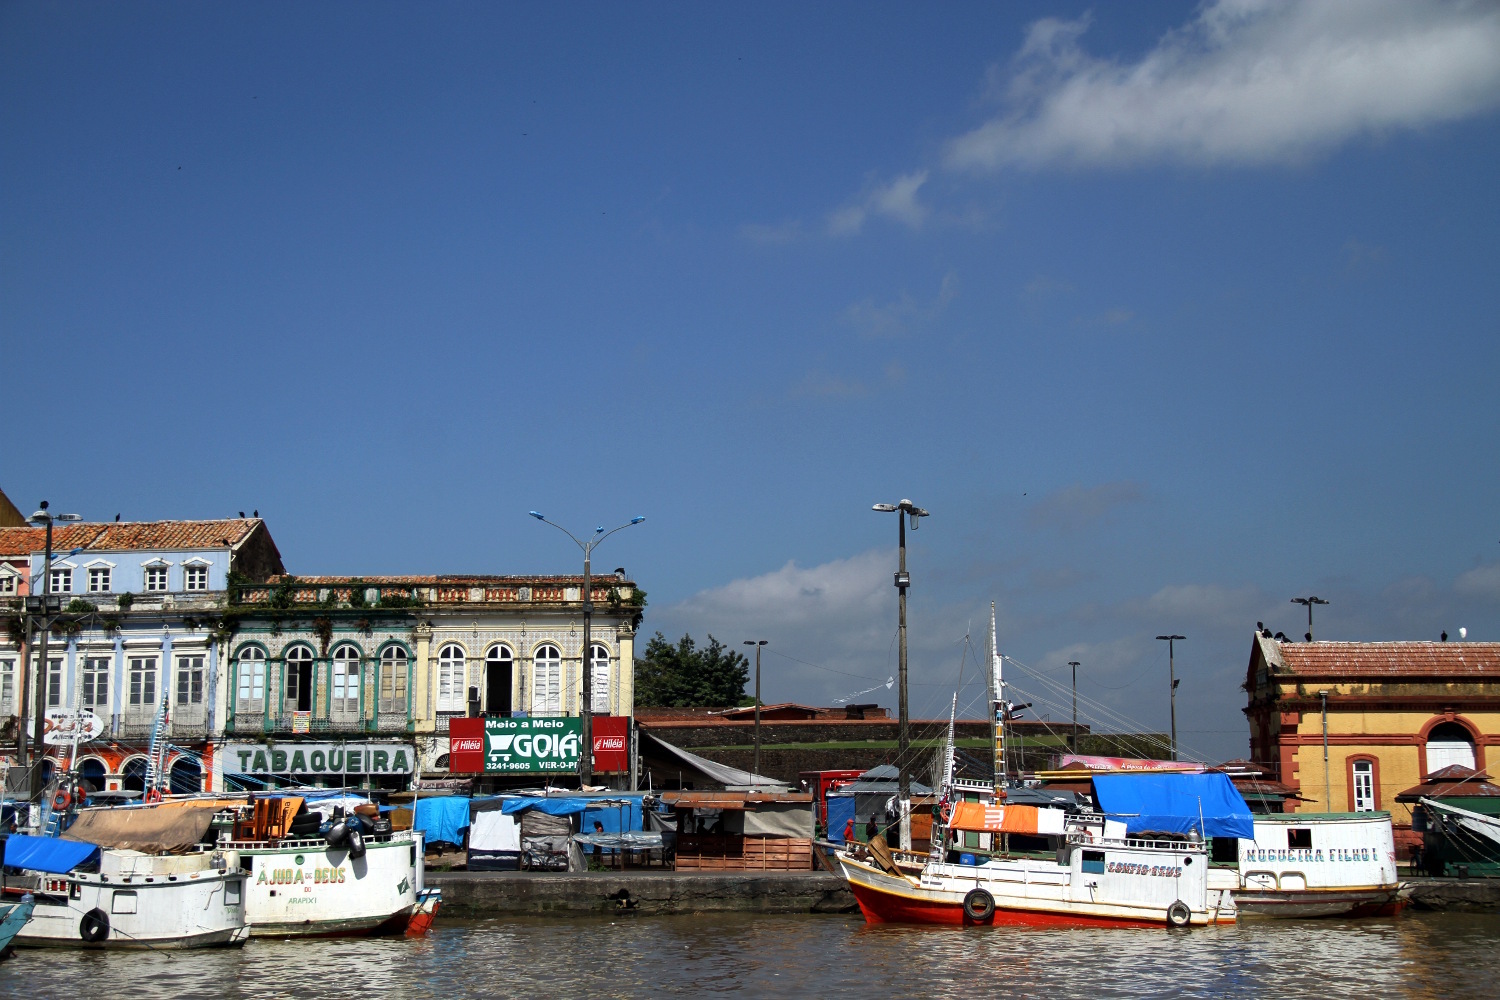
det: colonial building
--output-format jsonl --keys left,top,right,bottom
{"left": 220, "top": 573, "right": 643, "bottom": 790}
{"left": 1243, "top": 633, "right": 1500, "bottom": 837}
{"left": 0, "top": 518, "right": 285, "bottom": 793}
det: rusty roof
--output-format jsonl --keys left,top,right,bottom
{"left": 0, "top": 519, "right": 264, "bottom": 557}
{"left": 1395, "top": 766, "right": 1500, "bottom": 801}
{"left": 1269, "top": 640, "right": 1500, "bottom": 678}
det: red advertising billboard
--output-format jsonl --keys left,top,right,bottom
{"left": 592, "top": 716, "right": 629, "bottom": 773}
{"left": 448, "top": 716, "right": 486, "bottom": 773}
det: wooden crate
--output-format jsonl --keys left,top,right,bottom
{"left": 675, "top": 835, "right": 814, "bottom": 871}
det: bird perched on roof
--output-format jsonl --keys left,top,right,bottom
{"left": 1274, "top": 631, "right": 1287, "bottom": 641}
{"left": 253, "top": 509, "right": 258, "bottom": 518}
{"left": 114, "top": 514, "right": 120, "bottom": 522}
{"left": 239, "top": 511, "right": 245, "bottom": 518}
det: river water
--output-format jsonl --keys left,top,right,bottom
{"left": 2, "top": 912, "right": 1495, "bottom": 998}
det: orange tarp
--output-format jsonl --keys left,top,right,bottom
{"left": 948, "top": 801, "right": 1042, "bottom": 834}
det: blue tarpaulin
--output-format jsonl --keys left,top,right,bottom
{"left": 3, "top": 834, "right": 101, "bottom": 874}
{"left": 1092, "top": 773, "right": 1255, "bottom": 840}
{"left": 413, "top": 796, "right": 472, "bottom": 847}
{"left": 826, "top": 794, "right": 856, "bottom": 843}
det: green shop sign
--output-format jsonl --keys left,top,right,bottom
{"left": 484, "top": 717, "right": 582, "bottom": 773}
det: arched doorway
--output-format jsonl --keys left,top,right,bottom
{"left": 121, "top": 757, "right": 149, "bottom": 793}
{"left": 485, "top": 645, "right": 513, "bottom": 717}
{"left": 79, "top": 758, "right": 107, "bottom": 795}
{"left": 169, "top": 756, "right": 203, "bottom": 795}
{"left": 1426, "top": 721, "right": 1477, "bottom": 773}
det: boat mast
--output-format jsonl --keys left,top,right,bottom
{"left": 990, "top": 603, "right": 1006, "bottom": 796}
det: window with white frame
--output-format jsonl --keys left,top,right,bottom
{"left": 176, "top": 654, "right": 205, "bottom": 705}
{"left": 532, "top": 644, "right": 561, "bottom": 715}
{"left": 50, "top": 567, "right": 72, "bottom": 593}
{"left": 378, "top": 646, "right": 408, "bottom": 714}
{"left": 590, "top": 643, "right": 610, "bottom": 714}
{"left": 236, "top": 647, "right": 266, "bottom": 711}
{"left": 184, "top": 564, "right": 209, "bottom": 591}
{"left": 332, "top": 645, "right": 361, "bottom": 715}
{"left": 88, "top": 567, "right": 112, "bottom": 593}
{"left": 83, "top": 656, "right": 111, "bottom": 711}
{"left": 0, "top": 572, "right": 16, "bottom": 595}
{"left": 143, "top": 566, "right": 169, "bottom": 592}
{"left": 437, "top": 644, "right": 466, "bottom": 712}
{"left": 285, "top": 645, "right": 315, "bottom": 713}
{"left": 1352, "top": 760, "right": 1376, "bottom": 812}
{"left": 45, "top": 656, "right": 63, "bottom": 707}
{"left": 0, "top": 658, "right": 14, "bottom": 714}
{"left": 128, "top": 656, "right": 158, "bottom": 708}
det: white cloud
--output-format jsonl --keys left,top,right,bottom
{"left": 1454, "top": 562, "right": 1500, "bottom": 601}
{"left": 670, "top": 549, "right": 893, "bottom": 629}
{"left": 947, "top": 0, "right": 1500, "bottom": 171}
{"left": 1027, "top": 481, "right": 1145, "bottom": 532}
{"left": 842, "top": 272, "right": 959, "bottom": 338}
{"left": 828, "top": 170, "right": 930, "bottom": 235}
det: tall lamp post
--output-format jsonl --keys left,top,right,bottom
{"left": 872, "top": 498, "right": 928, "bottom": 851}
{"left": 22, "top": 502, "right": 81, "bottom": 794}
{"left": 1291, "top": 596, "right": 1329, "bottom": 642}
{"left": 1319, "top": 689, "right": 1331, "bottom": 809}
{"left": 529, "top": 512, "right": 645, "bottom": 787}
{"left": 743, "top": 640, "right": 768, "bottom": 780}
{"left": 1067, "top": 661, "right": 1081, "bottom": 755}
{"left": 1155, "top": 635, "right": 1185, "bottom": 760}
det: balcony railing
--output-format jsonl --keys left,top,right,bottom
{"left": 231, "top": 580, "right": 634, "bottom": 610}
{"left": 227, "top": 713, "right": 412, "bottom": 736}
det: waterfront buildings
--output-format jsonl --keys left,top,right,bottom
{"left": 1243, "top": 633, "right": 1500, "bottom": 848}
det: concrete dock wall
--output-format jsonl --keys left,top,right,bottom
{"left": 1402, "top": 878, "right": 1500, "bottom": 911}
{"left": 429, "top": 871, "right": 857, "bottom": 917}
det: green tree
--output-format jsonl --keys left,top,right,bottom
{"left": 634, "top": 632, "right": 751, "bottom": 707}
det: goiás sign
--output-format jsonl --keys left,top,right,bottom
{"left": 448, "top": 717, "right": 582, "bottom": 774}
{"left": 224, "top": 742, "right": 417, "bottom": 776}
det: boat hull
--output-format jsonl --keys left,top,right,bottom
{"left": 13, "top": 871, "right": 248, "bottom": 950}
{"left": 236, "top": 832, "right": 422, "bottom": 938}
{"left": 1232, "top": 887, "right": 1404, "bottom": 919}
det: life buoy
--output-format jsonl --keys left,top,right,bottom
{"left": 962, "top": 887, "right": 996, "bottom": 923}
{"left": 939, "top": 801, "right": 953, "bottom": 826}
{"left": 80, "top": 907, "right": 110, "bottom": 943}
{"left": 52, "top": 789, "right": 72, "bottom": 812}
{"left": 1166, "top": 900, "right": 1192, "bottom": 928}
{"left": 144, "top": 788, "right": 163, "bottom": 805}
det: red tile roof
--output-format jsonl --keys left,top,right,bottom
{"left": 0, "top": 519, "right": 264, "bottom": 557}
{"left": 1272, "top": 641, "right": 1500, "bottom": 678}
{"left": 266, "top": 574, "right": 634, "bottom": 586}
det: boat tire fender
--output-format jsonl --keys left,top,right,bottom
{"left": 327, "top": 820, "right": 349, "bottom": 848}
{"left": 348, "top": 826, "right": 367, "bottom": 859}
{"left": 962, "top": 888, "right": 995, "bottom": 923}
{"left": 1166, "top": 901, "right": 1192, "bottom": 928}
{"left": 80, "top": 907, "right": 110, "bottom": 943}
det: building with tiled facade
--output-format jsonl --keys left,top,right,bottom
{"left": 1243, "top": 633, "right": 1500, "bottom": 845}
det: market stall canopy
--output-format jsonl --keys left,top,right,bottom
{"left": 3, "top": 833, "right": 100, "bottom": 874}
{"left": 63, "top": 804, "right": 221, "bottom": 853}
{"left": 1092, "top": 773, "right": 1254, "bottom": 840}
{"left": 639, "top": 732, "right": 787, "bottom": 791}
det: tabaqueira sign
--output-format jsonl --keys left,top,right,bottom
{"left": 225, "top": 743, "right": 416, "bottom": 776}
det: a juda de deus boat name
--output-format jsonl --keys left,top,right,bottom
{"left": 257, "top": 866, "right": 347, "bottom": 886}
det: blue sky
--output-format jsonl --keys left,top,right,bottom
{"left": 4, "top": 1, "right": 1498, "bottom": 763}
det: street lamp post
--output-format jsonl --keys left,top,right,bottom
{"left": 22, "top": 501, "right": 81, "bottom": 795}
{"left": 1155, "top": 635, "right": 1185, "bottom": 760}
{"left": 743, "top": 640, "right": 768, "bottom": 779}
{"left": 529, "top": 512, "right": 645, "bottom": 787}
{"left": 1291, "top": 596, "right": 1329, "bottom": 642}
{"left": 1067, "top": 661, "right": 1080, "bottom": 755}
{"left": 872, "top": 498, "right": 928, "bottom": 851}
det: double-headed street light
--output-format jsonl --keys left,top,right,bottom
{"left": 1155, "top": 635, "right": 1185, "bottom": 760}
{"left": 873, "top": 498, "right": 928, "bottom": 851}
{"left": 743, "top": 640, "right": 768, "bottom": 779}
{"left": 1291, "top": 596, "right": 1329, "bottom": 642}
{"left": 529, "top": 512, "right": 645, "bottom": 787}
{"left": 22, "top": 502, "right": 81, "bottom": 787}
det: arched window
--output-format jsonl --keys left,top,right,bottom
{"left": 237, "top": 647, "right": 266, "bottom": 711}
{"left": 437, "top": 644, "right": 467, "bottom": 713}
{"left": 590, "top": 643, "right": 610, "bottom": 714}
{"left": 485, "top": 645, "right": 513, "bottom": 716}
{"left": 332, "top": 645, "right": 361, "bottom": 716}
{"left": 285, "top": 645, "right": 315, "bottom": 713}
{"left": 532, "top": 643, "right": 561, "bottom": 715}
{"left": 1426, "top": 721, "right": 1477, "bottom": 774}
{"left": 379, "top": 646, "right": 409, "bottom": 714}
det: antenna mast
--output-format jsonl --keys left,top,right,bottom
{"left": 990, "top": 602, "right": 1006, "bottom": 796}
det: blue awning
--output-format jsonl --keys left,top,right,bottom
{"left": 3, "top": 834, "right": 101, "bottom": 874}
{"left": 1092, "top": 773, "right": 1255, "bottom": 840}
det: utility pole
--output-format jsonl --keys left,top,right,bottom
{"left": 743, "top": 640, "right": 767, "bottom": 779}
{"left": 529, "top": 512, "right": 645, "bottom": 787}
{"left": 1155, "top": 635, "right": 1185, "bottom": 760}
{"left": 873, "top": 498, "right": 928, "bottom": 851}
{"left": 1291, "top": 596, "right": 1329, "bottom": 642}
{"left": 1068, "top": 661, "right": 1081, "bottom": 755}
{"left": 22, "top": 501, "right": 79, "bottom": 802}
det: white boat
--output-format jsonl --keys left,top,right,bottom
{"left": 5, "top": 835, "right": 247, "bottom": 950}
{"left": 1231, "top": 812, "right": 1403, "bottom": 918}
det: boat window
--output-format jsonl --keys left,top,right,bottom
{"left": 1081, "top": 850, "right": 1105, "bottom": 874}
{"left": 1287, "top": 828, "right": 1312, "bottom": 850}
{"left": 226, "top": 881, "right": 242, "bottom": 906}
{"left": 112, "top": 890, "right": 138, "bottom": 915}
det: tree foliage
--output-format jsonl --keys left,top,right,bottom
{"left": 634, "top": 632, "right": 751, "bottom": 708}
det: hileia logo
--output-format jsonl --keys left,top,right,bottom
{"left": 452, "top": 737, "right": 484, "bottom": 752}
{"left": 595, "top": 737, "right": 625, "bottom": 750}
